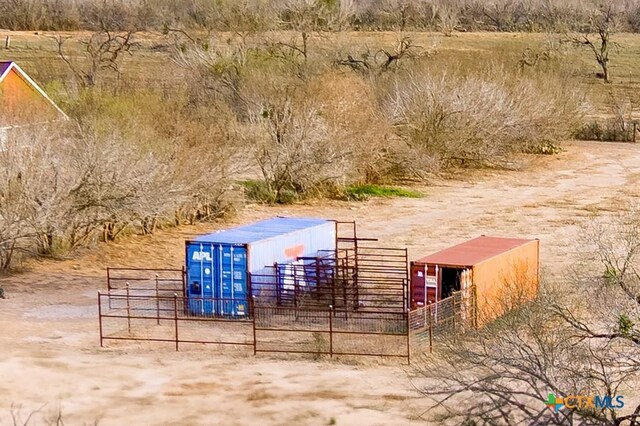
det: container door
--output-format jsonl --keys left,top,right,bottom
{"left": 215, "top": 244, "right": 248, "bottom": 316}
{"left": 203, "top": 244, "right": 215, "bottom": 315}
{"left": 186, "top": 242, "right": 216, "bottom": 316}
{"left": 231, "top": 246, "right": 248, "bottom": 316}
{"left": 410, "top": 263, "right": 426, "bottom": 309}
{"left": 460, "top": 268, "right": 472, "bottom": 291}
{"left": 460, "top": 268, "right": 472, "bottom": 325}
{"left": 426, "top": 264, "right": 438, "bottom": 303}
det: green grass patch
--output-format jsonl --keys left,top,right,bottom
{"left": 240, "top": 180, "right": 277, "bottom": 204}
{"left": 239, "top": 180, "right": 301, "bottom": 204}
{"left": 344, "top": 184, "right": 423, "bottom": 201}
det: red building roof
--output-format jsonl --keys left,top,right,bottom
{"left": 415, "top": 236, "right": 536, "bottom": 267}
{"left": 0, "top": 61, "right": 67, "bottom": 128}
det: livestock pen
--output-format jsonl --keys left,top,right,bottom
{"left": 98, "top": 219, "right": 480, "bottom": 363}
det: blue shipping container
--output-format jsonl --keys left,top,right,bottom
{"left": 185, "top": 217, "right": 336, "bottom": 316}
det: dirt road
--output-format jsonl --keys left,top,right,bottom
{"left": 1, "top": 141, "right": 638, "bottom": 425}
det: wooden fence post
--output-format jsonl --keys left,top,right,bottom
{"left": 98, "top": 291, "right": 103, "bottom": 347}
{"left": 634, "top": 122, "right": 637, "bottom": 143}
{"left": 174, "top": 293, "right": 179, "bottom": 351}
{"left": 4, "top": 36, "right": 10, "bottom": 50}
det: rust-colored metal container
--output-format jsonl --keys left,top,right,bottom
{"left": 410, "top": 236, "right": 540, "bottom": 324}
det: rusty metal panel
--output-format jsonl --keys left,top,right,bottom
{"left": 414, "top": 236, "right": 536, "bottom": 267}
{"left": 411, "top": 237, "right": 540, "bottom": 325}
{"left": 472, "top": 239, "right": 540, "bottom": 325}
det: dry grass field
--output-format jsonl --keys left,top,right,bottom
{"left": 2, "top": 139, "right": 640, "bottom": 425}
{"left": 3, "top": 30, "right": 640, "bottom": 115}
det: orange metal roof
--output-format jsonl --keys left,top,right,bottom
{"left": 415, "top": 236, "right": 536, "bottom": 267}
{"left": 0, "top": 61, "right": 68, "bottom": 127}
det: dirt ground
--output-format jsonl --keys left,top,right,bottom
{"left": 1, "top": 140, "right": 639, "bottom": 425}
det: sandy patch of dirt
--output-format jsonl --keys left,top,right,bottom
{"left": 1, "top": 141, "right": 639, "bottom": 425}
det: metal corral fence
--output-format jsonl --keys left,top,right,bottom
{"left": 249, "top": 246, "right": 409, "bottom": 313}
{"left": 99, "top": 293, "right": 254, "bottom": 350}
{"left": 107, "top": 267, "right": 185, "bottom": 296}
{"left": 253, "top": 306, "right": 410, "bottom": 361}
{"left": 409, "top": 287, "right": 476, "bottom": 356}
{"left": 98, "top": 286, "right": 476, "bottom": 363}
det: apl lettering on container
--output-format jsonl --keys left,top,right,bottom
{"left": 185, "top": 217, "right": 336, "bottom": 317}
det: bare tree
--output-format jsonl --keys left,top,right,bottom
{"left": 269, "top": 0, "right": 330, "bottom": 66}
{"left": 379, "top": 0, "right": 418, "bottom": 31}
{"left": 482, "top": 0, "right": 517, "bottom": 32}
{"left": 568, "top": 3, "right": 619, "bottom": 83}
{"left": 434, "top": 0, "right": 460, "bottom": 36}
{"left": 54, "top": 30, "right": 137, "bottom": 88}
{"left": 336, "top": 35, "right": 430, "bottom": 75}
{"left": 332, "top": 0, "right": 356, "bottom": 31}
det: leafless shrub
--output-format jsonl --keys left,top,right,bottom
{"left": 9, "top": 402, "right": 48, "bottom": 425}
{"left": 378, "top": 0, "right": 420, "bottom": 31}
{"left": 7, "top": 402, "right": 98, "bottom": 425}
{"left": 434, "top": 0, "right": 460, "bottom": 36}
{"left": 0, "top": 108, "right": 240, "bottom": 269}
{"left": 176, "top": 35, "right": 396, "bottom": 197}
{"left": 77, "top": 0, "right": 142, "bottom": 32}
{"left": 575, "top": 95, "right": 637, "bottom": 142}
{"left": 306, "top": 70, "right": 395, "bottom": 184}
{"left": 242, "top": 80, "right": 349, "bottom": 202}
{"left": 172, "top": 41, "right": 259, "bottom": 146}
{"left": 609, "top": 94, "right": 636, "bottom": 133}
{"left": 384, "top": 70, "right": 584, "bottom": 168}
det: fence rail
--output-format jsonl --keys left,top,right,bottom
{"left": 252, "top": 304, "right": 410, "bottom": 361}
{"left": 98, "top": 286, "right": 476, "bottom": 363}
{"left": 99, "top": 292, "right": 254, "bottom": 351}
{"left": 408, "top": 287, "right": 476, "bottom": 356}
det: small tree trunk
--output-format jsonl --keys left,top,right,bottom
{"left": 0, "top": 240, "right": 16, "bottom": 270}
{"left": 603, "top": 64, "right": 610, "bottom": 83}
{"left": 103, "top": 222, "right": 116, "bottom": 242}
{"left": 302, "top": 31, "right": 308, "bottom": 63}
